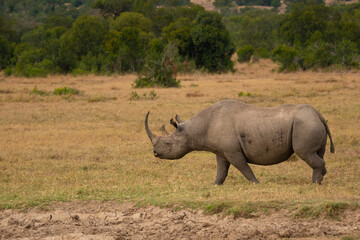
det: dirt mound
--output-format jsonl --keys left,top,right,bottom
{"left": 0, "top": 201, "right": 359, "bottom": 239}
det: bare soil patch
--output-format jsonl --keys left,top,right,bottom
{"left": 1, "top": 201, "right": 359, "bottom": 240}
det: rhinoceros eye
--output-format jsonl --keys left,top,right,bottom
{"left": 165, "top": 142, "right": 171, "bottom": 146}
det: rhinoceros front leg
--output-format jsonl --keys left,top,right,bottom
{"left": 225, "top": 151, "right": 259, "bottom": 184}
{"left": 214, "top": 155, "right": 230, "bottom": 185}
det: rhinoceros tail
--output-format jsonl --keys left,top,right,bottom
{"left": 325, "top": 122, "right": 335, "bottom": 153}
{"left": 318, "top": 112, "right": 335, "bottom": 153}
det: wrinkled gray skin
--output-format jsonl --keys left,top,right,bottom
{"left": 145, "top": 100, "right": 335, "bottom": 185}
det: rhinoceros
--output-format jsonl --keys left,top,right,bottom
{"left": 145, "top": 100, "right": 334, "bottom": 184}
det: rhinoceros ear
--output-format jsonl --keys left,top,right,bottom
{"left": 170, "top": 118, "right": 178, "bottom": 129}
{"left": 175, "top": 115, "right": 183, "bottom": 123}
{"left": 177, "top": 124, "right": 184, "bottom": 132}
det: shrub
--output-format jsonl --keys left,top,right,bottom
{"left": 130, "top": 91, "right": 140, "bottom": 100}
{"left": 134, "top": 40, "right": 180, "bottom": 88}
{"left": 149, "top": 90, "right": 157, "bottom": 99}
{"left": 259, "top": 48, "right": 270, "bottom": 59}
{"left": 303, "top": 41, "right": 334, "bottom": 69}
{"left": 76, "top": 53, "right": 102, "bottom": 73}
{"left": 71, "top": 68, "right": 90, "bottom": 76}
{"left": 4, "top": 66, "right": 12, "bottom": 76}
{"left": 335, "top": 40, "right": 359, "bottom": 68}
{"left": 237, "top": 45, "right": 255, "bottom": 63}
{"left": 14, "top": 49, "right": 57, "bottom": 77}
{"left": 238, "top": 91, "right": 251, "bottom": 97}
{"left": 30, "top": 85, "right": 48, "bottom": 96}
{"left": 53, "top": 87, "right": 80, "bottom": 95}
{"left": 272, "top": 45, "right": 303, "bottom": 71}
{"left": 129, "top": 91, "right": 157, "bottom": 100}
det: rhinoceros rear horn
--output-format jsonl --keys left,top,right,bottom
{"left": 145, "top": 111, "right": 154, "bottom": 141}
{"left": 161, "top": 125, "right": 169, "bottom": 136}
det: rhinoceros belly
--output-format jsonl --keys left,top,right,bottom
{"left": 237, "top": 120, "right": 294, "bottom": 165}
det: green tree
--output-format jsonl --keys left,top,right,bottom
{"left": 0, "top": 36, "right": 14, "bottom": 69}
{"left": 152, "top": 5, "right": 204, "bottom": 37}
{"left": 92, "top": 0, "right": 133, "bottom": 18}
{"left": 152, "top": 8, "right": 175, "bottom": 37}
{"left": 104, "top": 27, "right": 152, "bottom": 72}
{"left": 57, "top": 31, "right": 77, "bottom": 72}
{"left": 20, "top": 25, "right": 67, "bottom": 72}
{"left": 55, "top": 15, "right": 106, "bottom": 73}
{"left": 111, "top": 12, "right": 153, "bottom": 33}
{"left": 189, "top": 11, "right": 235, "bottom": 72}
{"left": 162, "top": 18, "right": 191, "bottom": 57}
{"left": 0, "top": 17, "right": 20, "bottom": 43}
{"left": 22, "top": 25, "right": 66, "bottom": 50}
{"left": 271, "top": 0, "right": 281, "bottom": 9}
{"left": 174, "top": 4, "right": 205, "bottom": 20}
{"left": 67, "top": 15, "right": 106, "bottom": 58}
{"left": 341, "top": 21, "right": 360, "bottom": 48}
{"left": 280, "top": 1, "right": 330, "bottom": 47}
{"left": 44, "top": 15, "right": 74, "bottom": 29}
{"left": 1, "top": 0, "right": 92, "bottom": 33}
{"left": 224, "top": 9, "right": 279, "bottom": 51}
{"left": 285, "top": 0, "right": 324, "bottom": 12}
{"left": 133, "top": 0, "right": 156, "bottom": 17}
{"left": 117, "top": 27, "right": 145, "bottom": 72}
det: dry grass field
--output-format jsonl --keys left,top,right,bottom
{"left": 0, "top": 60, "right": 360, "bottom": 238}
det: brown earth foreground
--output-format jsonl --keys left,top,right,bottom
{"left": 1, "top": 201, "right": 359, "bottom": 240}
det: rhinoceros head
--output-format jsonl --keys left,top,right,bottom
{"left": 145, "top": 112, "right": 190, "bottom": 160}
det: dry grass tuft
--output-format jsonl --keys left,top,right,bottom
{"left": 0, "top": 61, "right": 359, "bottom": 214}
{"left": 186, "top": 91, "right": 205, "bottom": 97}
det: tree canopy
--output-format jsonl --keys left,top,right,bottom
{"left": 189, "top": 11, "right": 235, "bottom": 72}
{"left": 223, "top": 1, "right": 360, "bottom": 71}
{"left": 1, "top": 0, "right": 360, "bottom": 77}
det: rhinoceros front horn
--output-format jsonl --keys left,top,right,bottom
{"left": 145, "top": 111, "right": 154, "bottom": 142}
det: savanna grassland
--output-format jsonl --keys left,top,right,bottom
{"left": 0, "top": 60, "right": 359, "bottom": 218}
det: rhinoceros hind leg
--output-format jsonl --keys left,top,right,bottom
{"left": 214, "top": 155, "right": 230, "bottom": 185}
{"left": 292, "top": 115, "right": 327, "bottom": 184}
{"left": 297, "top": 152, "right": 326, "bottom": 184}
{"left": 317, "top": 145, "right": 327, "bottom": 177}
{"left": 224, "top": 152, "right": 259, "bottom": 184}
